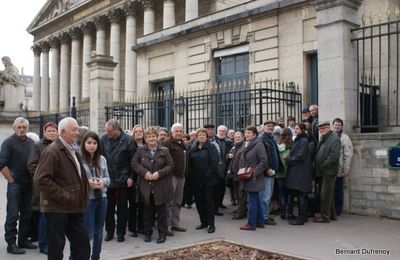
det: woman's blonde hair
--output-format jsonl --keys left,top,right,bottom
{"left": 144, "top": 126, "right": 159, "bottom": 136}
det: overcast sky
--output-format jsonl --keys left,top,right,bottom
{"left": 0, "top": 0, "right": 48, "bottom": 76}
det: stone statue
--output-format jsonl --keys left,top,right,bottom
{"left": 0, "top": 56, "right": 26, "bottom": 110}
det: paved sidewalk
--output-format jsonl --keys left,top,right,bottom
{"left": 0, "top": 179, "right": 398, "bottom": 259}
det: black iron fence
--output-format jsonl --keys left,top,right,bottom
{"left": 352, "top": 18, "right": 400, "bottom": 132}
{"left": 27, "top": 99, "right": 90, "bottom": 138}
{"left": 105, "top": 80, "right": 302, "bottom": 133}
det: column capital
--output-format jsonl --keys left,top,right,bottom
{"left": 108, "top": 8, "right": 124, "bottom": 23}
{"left": 140, "top": 0, "right": 154, "bottom": 9}
{"left": 32, "top": 45, "right": 42, "bottom": 56}
{"left": 124, "top": 0, "right": 139, "bottom": 16}
{"left": 80, "top": 21, "right": 95, "bottom": 34}
{"left": 40, "top": 42, "right": 51, "bottom": 53}
{"left": 49, "top": 37, "right": 60, "bottom": 49}
{"left": 69, "top": 27, "right": 82, "bottom": 40}
{"left": 59, "top": 32, "right": 71, "bottom": 44}
{"left": 311, "top": 0, "right": 362, "bottom": 11}
{"left": 93, "top": 15, "right": 109, "bottom": 30}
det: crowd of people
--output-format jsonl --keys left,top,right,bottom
{"left": 0, "top": 104, "right": 354, "bottom": 260}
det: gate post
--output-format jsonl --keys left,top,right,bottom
{"left": 87, "top": 54, "right": 117, "bottom": 134}
{"left": 312, "top": 0, "right": 362, "bottom": 132}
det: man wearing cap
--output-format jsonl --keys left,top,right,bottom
{"left": 259, "top": 120, "right": 280, "bottom": 225}
{"left": 313, "top": 121, "right": 341, "bottom": 223}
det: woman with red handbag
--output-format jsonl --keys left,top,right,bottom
{"left": 239, "top": 126, "right": 268, "bottom": 231}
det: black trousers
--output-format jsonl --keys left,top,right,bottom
{"left": 128, "top": 186, "right": 144, "bottom": 233}
{"left": 214, "top": 178, "right": 226, "bottom": 209}
{"left": 105, "top": 187, "right": 129, "bottom": 236}
{"left": 194, "top": 185, "right": 215, "bottom": 227}
{"left": 46, "top": 212, "right": 90, "bottom": 260}
{"left": 234, "top": 180, "right": 248, "bottom": 217}
{"left": 183, "top": 177, "right": 194, "bottom": 206}
{"left": 143, "top": 193, "right": 167, "bottom": 236}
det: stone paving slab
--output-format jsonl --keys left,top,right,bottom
{"left": 0, "top": 179, "right": 398, "bottom": 259}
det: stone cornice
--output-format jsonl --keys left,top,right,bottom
{"left": 312, "top": 0, "right": 362, "bottom": 11}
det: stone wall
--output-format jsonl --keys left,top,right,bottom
{"left": 347, "top": 132, "right": 400, "bottom": 219}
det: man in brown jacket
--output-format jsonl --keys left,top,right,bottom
{"left": 35, "top": 117, "right": 90, "bottom": 260}
{"left": 163, "top": 123, "right": 188, "bottom": 235}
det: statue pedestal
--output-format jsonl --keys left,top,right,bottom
{"left": 1, "top": 83, "right": 26, "bottom": 111}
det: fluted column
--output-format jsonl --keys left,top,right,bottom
{"left": 163, "top": 0, "right": 175, "bottom": 29}
{"left": 109, "top": 9, "right": 122, "bottom": 101}
{"left": 32, "top": 45, "right": 41, "bottom": 111}
{"left": 59, "top": 33, "right": 70, "bottom": 111}
{"left": 40, "top": 42, "right": 50, "bottom": 112}
{"left": 124, "top": 1, "right": 138, "bottom": 100}
{"left": 185, "top": 0, "right": 198, "bottom": 21}
{"left": 81, "top": 22, "right": 94, "bottom": 101}
{"left": 49, "top": 38, "right": 60, "bottom": 112}
{"left": 143, "top": 0, "right": 155, "bottom": 35}
{"left": 94, "top": 16, "right": 108, "bottom": 55}
{"left": 70, "top": 28, "right": 82, "bottom": 107}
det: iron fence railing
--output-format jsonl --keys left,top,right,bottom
{"left": 106, "top": 80, "right": 302, "bottom": 133}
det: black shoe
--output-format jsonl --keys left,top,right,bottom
{"left": 18, "top": 242, "right": 38, "bottom": 249}
{"left": 232, "top": 214, "right": 246, "bottom": 220}
{"left": 117, "top": 234, "right": 125, "bottom": 242}
{"left": 264, "top": 217, "right": 277, "bottom": 225}
{"left": 280, "top": 214, "right": 287, "bottom": 220}
{"left": 130, "top": 231, "right": 138, "bottom": 237}
{"left": 40, "top": 248, "right": 48, "bottom": 255}
{"left": 27, "top": 237, "right": 37, "bottom": 243}
{"left": 214, "top": 211, "right": 224, "bottom": 216}
{"left": 289, "top": 219, "right": 304, "bottom": 225}
{"left": 196, "top": 224, "right": 208, "bottom": 230}
{"left": 156, "top": 235, "right": 166, "bottom": 243}
{"left": 208, "top": 226, "right": 215, "bottom": 233}
{"left": 144, "top": 234, "right": 151, "bottom": 242}
{"left": 104, "top": 233, "right": 114, "bottom": 241}
{"left": 7, "top": 244, "right": 25, "bottom": 254}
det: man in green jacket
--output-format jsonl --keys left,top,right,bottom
{"left": 314, "top": 121, "right": 341, "bottom": 223}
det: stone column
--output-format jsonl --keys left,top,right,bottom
{"left": 87, "top": 55, "right": 117, "bottom": 133}
{"left": 94, "top": 16, "right": 108, "bottom": 55}
{"left": 59, "top": 33, "right": 70, "bottom": 112}
{"left": 185, "top": 0, "right": 198, "bottom": 22}
{"left": 80, "top": 22, "right": 94, "bottom": 102}
{"left": 143, "top": 0, "right": 155, "bottom": 35}
{"left": 312, "top": 0, "right": 362, "bottom": 132}
{"left": 163, "top": 0, "right": 175, "bottom": 29}
{"left": 49, "top": 38, "right": 60, "bottom": 112}
{"left": 40, "top": 42, "right": 50, "bottom": 112}
{"left": 124, "top": 1, "right": 138, "bottom": 100}
{"left": 109, "top": 9, "right": 122, "bottom": 101}
{"left": 32, "top": 45, "right": 41, "bottom": 111}
{"left": 70, "top": 28, "right": 82, "bottom": 107}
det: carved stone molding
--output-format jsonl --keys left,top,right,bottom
{"left": 312, "top": 0, "right": 362, "bottom": 11}
{"left": 69, "top": 27, "right": 82, "bottom": 40}
{"left": 140, "top": 0, "right": 154, "bottom": 9}
{"left": 124, "top": 0, "right": 138, "bottom": 17}
{"left": 93, "top": 15, "right": 109, "bottom": 30}
{"left": 59, "top": 32, "right": 71, "bottom": 45}
{"left": 40, "top": 42, "right": 51, "bottom": 53}
{"left": 32, "top": 45, "right": 42, "bottom": 56}
{"left": 80, "top": 22, "right": 95, "bottom": 34}
{"left": 108, "top": 8, "right": 124, "bottom": 23}
{"left": 49, "top": 37, "right": 60, "bottom": 49}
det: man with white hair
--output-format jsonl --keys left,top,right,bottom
{"left": 35, "top": 117, "right": 90, "bottom": 259}
{"left": 0, "top": 117, "right": 35, "bottom": 254}
{"left": 163, "top": 123, "right": 188, "bottom": 235}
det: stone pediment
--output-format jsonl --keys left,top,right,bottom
{"left": 28, "top": 0, "right": 87, "bottom": 32}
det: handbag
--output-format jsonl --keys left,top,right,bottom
{"left": 237, "top": 167, "right": 254, "bottom": 181}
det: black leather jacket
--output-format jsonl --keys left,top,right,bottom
{"left": 101, "top": 130, "right": 136, "bottom": 188}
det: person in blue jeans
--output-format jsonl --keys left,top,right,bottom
{"left": 81, "top": 132, "right": 110, "bottom": 260}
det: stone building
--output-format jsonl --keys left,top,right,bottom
{"left": 27, "top": 0, "right": 400, "bottom": 219}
